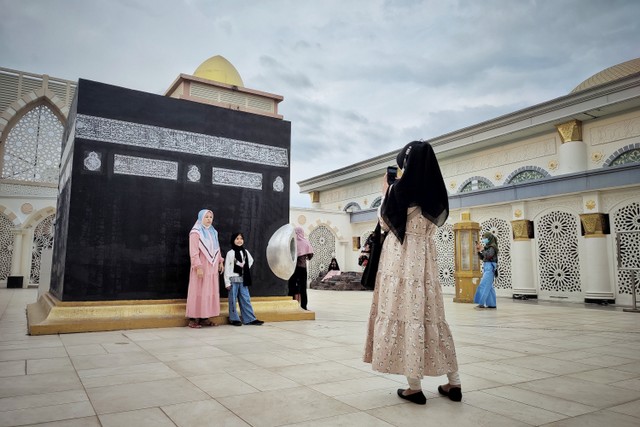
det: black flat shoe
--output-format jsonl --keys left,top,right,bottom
{"left": 397, "top": 388, "right": 426, "bottom": 405}
{"left": 230, "top": 320, "right": 242, "bottom": 326}
{"left": 438, "top": 385, "right": 462, "bottom": 402}
{"left": 249, "top": 319, "right": 264, "bottom": 325}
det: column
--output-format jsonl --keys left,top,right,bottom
{"left": 511, "top": 219, "right": 537, "bottom": 297}
{"left": 556, "top": 120, "right": 587, "bottom": 174}
{"left": 580, "top": 213, "right": 614, "bottom": 302}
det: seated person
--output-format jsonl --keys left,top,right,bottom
{"left": 321, "top": 257, "right": 341, "bottom": 281}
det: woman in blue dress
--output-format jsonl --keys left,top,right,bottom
{"left": 474, "top": 232, "right": 498, "bottom": 309}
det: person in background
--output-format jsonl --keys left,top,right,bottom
{"left": 288, "top": 226, "right": 314, "bottom": 310}
{"left": 364, "top": 140, "right": 462, "bottom": 405}
{"left": 474, "top": 232, "right": 499, "bottom": 309}
{"left": 321, "top": 257, "right": 341, "bottom": 281}
{"left": 223, "top": 232, "right": 264, "bottom": 326}
{"left": 186, "top": 209, "right": 224, "bottom": 328}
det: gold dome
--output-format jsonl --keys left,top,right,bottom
{"left": 571, "top": 58, "right": 640, "bottom": 93}
{"left": 193, "top": 55, "right": 244, "bottom": 87}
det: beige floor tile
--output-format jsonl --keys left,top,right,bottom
{"left": 483, "top": 385, "right": 597, "bottom": 417}
{"left": 0, "top": 347, "right": 68, "bottom": 362}
{"left": 187, "top": 372, "right": 259, "bottom": 397}
{"left": 282, "top": 411, "right": 395, "bottom": 426}
{"left": 217, "top": 386, "right": 356, "bottom": 427}
{"left": 0, "top": 372, "right": 83, "bottom": 398}
{"left": 86, "top": 377, "right": 209, "bottom": 414}
{"left": 239, "top": 352, "right": 300, "bottom": 368}
{"left": 151, "top": 345, "right": 231, "bottom": 362}
{"left": 27, "top": 357, "right": 74, "bottom": 375}
{"left": 0, "top": 360, "right": 24, "bottom": 377}
{"left": 101, "top": 342, "right": 144, "bottom": 354}
{"left": 568, "top": 367, "right": 634, "bottom": 384}
{"left": 612, "top": 377, "right": 640, "bottom": 391}
{"left": 309, "top": 376, "right": 402, "bottom": 397}
{"left": 167, "top": 355, "right": 258, "bottom": 377}
{"left": 273, "top": 361, "right": 373, "bottom": 386}
{"left": 541, "top": 409, "right": 640, "bottom": 426}
{"left": 70, "top": 351, "right": 157, "bottom": 370}
{"left": 0, "top": 339, "right": 63, "bottom": 352}
{"left": 608, "top": 398, "right": 640, "bottom": 418}
{"left": 135, "top": 337, "right": 208, "bottom": 352}
{"left": 0, "top": 401, "right": 94, "bottom": 427}
{"left": 64, "top": 344, "right": 107, "bottom": 357}
{"left": 78, "top": 362, "right": 181, "bottom": 388}
{"left": 23, "top": 416, "right": 101, "bottom": 426}
{"left": 463, "top": 390, "right": 569, "bottom": 425}
{"left": 0, "top": 389, "right": 88, "bottom": 412}
{"left": 99, "top": 407, "right": 176, "bottom": 427}
{"left": 499, "top": 355, "right": 597, "bottom": 375}
{"left": 332, "top": 388, "right": 410, "bottom": 410}
{"left": 613, "top": 360, "right": 640, "bottom": 374}
{"left": 462, "top": 360, "right": 553, "bottom": 384}
{"left": 368, "top": 396, "right": 531, "bottom": 427}
{"left": 162, "top": 399, "right": 251, "bottom": 426}
{"left": 59, "top": 331, "right": 131, "bottom": 346}
{"left": 305, "top": 345, "right": 363, "bottom": 361}
{"left": 515, "top": 376, "right": 640, "bottom": 408}
{"left": 573, "top": 354, "right": 636, "bottom": 367}
{"left": 229, "top": 368, "right": 300, "bottom": 391}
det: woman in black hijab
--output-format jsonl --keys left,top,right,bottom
{"left": 363, "top": 141, "right": 462, "bottom": 405}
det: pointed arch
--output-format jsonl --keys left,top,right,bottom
{"left": 1, "top": 101, "right": 65, "bottom": 184}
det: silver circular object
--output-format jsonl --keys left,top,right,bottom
{"left": 266, "top": 224, "right": 297, "bottom": 280}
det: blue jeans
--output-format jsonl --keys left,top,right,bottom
{"left": 474, "top": 262, "right": 497, "bottom": 307}
{"left": 228, "top": 277, "right": 257, "bottom": 324}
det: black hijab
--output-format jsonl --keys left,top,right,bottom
{"left": 381, "top": 141, "right": 449, "bottom": 244}
{"left": 230, "top": 232, "right": 252, "bottom": 286}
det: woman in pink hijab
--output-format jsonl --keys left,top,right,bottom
{"left": 288, "top": 226, "right": 314, "bottom": 310}
{"left": 186, "top": 209, "right": 224, "bottom": 328}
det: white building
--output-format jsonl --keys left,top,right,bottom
{"left": 291, "top": 58, "right": 640, "bottom": 306}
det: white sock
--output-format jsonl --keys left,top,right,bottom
{"left": 447, "top": 371, "right": 461, "bottom": 386}
{"left": 406, "top": 377, "right": 422, "bottom": 390}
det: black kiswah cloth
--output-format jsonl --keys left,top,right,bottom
{"left": 230, "top": 232, "right": 252, "bottom": 286}
{"left": 381, "top": 141, "right": 449, "bottom": 244}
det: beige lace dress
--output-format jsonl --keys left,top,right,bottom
{"left": 363, "top": 206, "right": 459, "bottom": 378}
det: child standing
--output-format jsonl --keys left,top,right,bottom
{"left": 474, "top": 232, "right": 499, "bottom": 309}
{"left": 223, "top": 232, "right": 264, "bottom": 326}
{"left": 186, "top": 209, "right": 224, "bottom": 328}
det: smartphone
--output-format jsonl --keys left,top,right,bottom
{"left": 386, "top": 166, "right": 398, "bottom": 185}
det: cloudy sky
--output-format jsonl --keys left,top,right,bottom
{"left": 1, "top": 0, "right": 639, "bottom": 207}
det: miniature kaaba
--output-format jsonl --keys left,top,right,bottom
{"left": 27, "top": 58, "right": 314, "bottom": 334}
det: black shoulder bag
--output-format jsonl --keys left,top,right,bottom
{"left": 361, "top": 223, "right": 386, "bottom": 290}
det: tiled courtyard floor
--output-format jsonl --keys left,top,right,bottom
{"left": 1, "top": 288, "right": 639, "bottom": 426}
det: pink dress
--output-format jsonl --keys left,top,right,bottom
{"left": 186, "top": 231, "right": 222, "bottom": 318}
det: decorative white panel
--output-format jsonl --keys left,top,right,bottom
{"left": 613, "top": 202, "right": 640, "bottom": 295}
{"left": 113, "top": 154, "right": 178, "bottom": 180}
{"left": 75, "top": 114, "right": 288, "bottom": 167}
{"left": 308, "top": 225, "right": 336, "bottom": 281}
{"left": 435, "top": 223, "right": 455, "bottom": 288}
{"left": 0, "top": 214, "right": 14, "bottom": 280}
{"left": 537, "top": 211, "right": 582, "bottom": 292}
{"left": 212, "top": 167, "right": 262, "bottom": 190}
{"left": 30, "top": 214, "right": 54, "bottom": 284}
{"left": 2, "top": 105, "right": 63, "bottom": 184}
{"left": 480, "top": 218, "right": 512, "bottom": 289}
